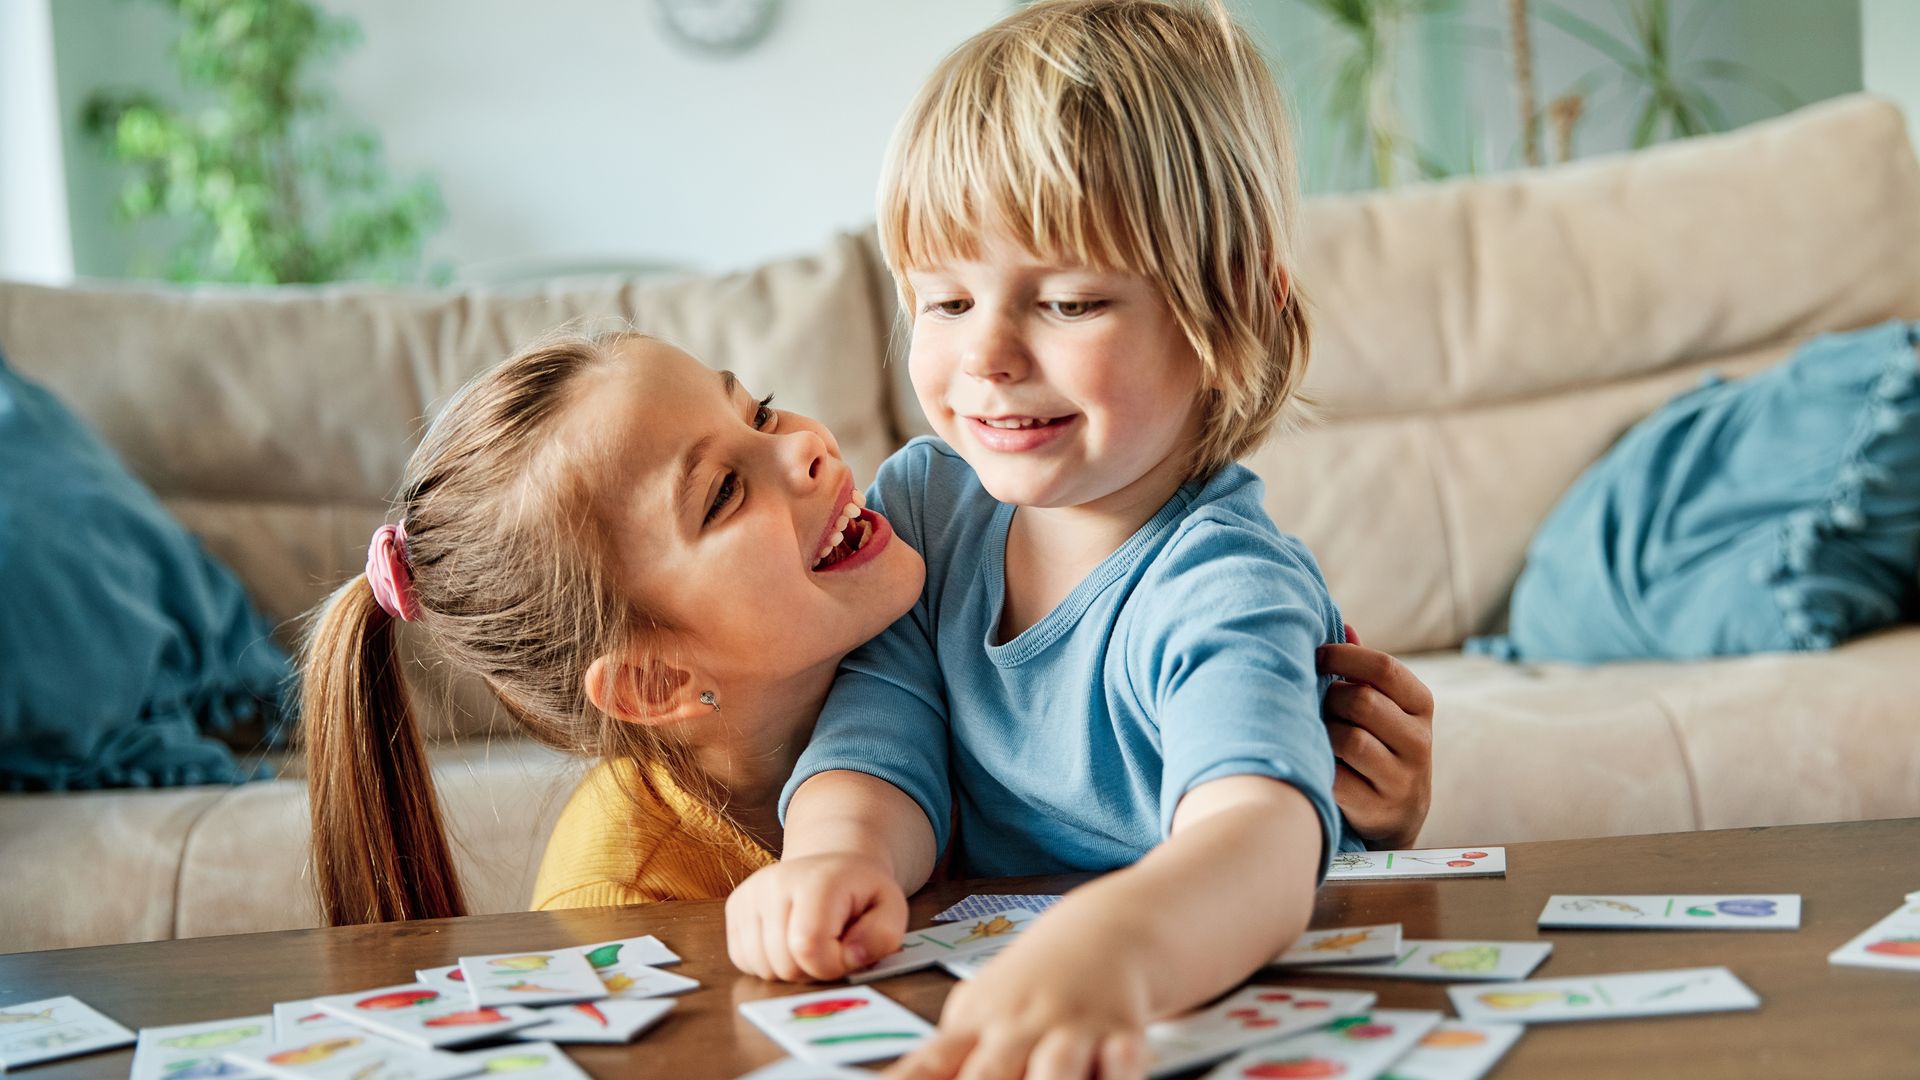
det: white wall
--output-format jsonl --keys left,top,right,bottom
{"left": 1862, "top": 0, "right": 1920, "bottom": 156}
{"left": 56, "top": 0, "right": 1011, "bottom": 280}
{"left": 0, "top": 0, "right": 74, "bottom": 283}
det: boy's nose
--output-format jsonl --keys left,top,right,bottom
{"left": 960, "top": 317, "right": 1028, "bottom": 383}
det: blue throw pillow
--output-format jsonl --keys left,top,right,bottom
{"left": 1471, "top": 320, "right": 1920, "bottom": 663}
{"left": 0, "top": 349, "right": 290, "bottom": 789}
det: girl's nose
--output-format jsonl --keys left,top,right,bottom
{"left": 775, "top": 427, "right": 830, "bottom": 490}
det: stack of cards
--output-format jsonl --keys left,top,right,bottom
{"left": 131, "top": 1014, "right": 273, "bottom": 1080}
{"left": 0, "top": 996, "right": 136, "bottom": 1071}
{"left": 311, "top": 983, "right": 547, "bottom": 1049}
{"left": 458, "top": 949, "right": 610, "bottom": 1007}
{"left": 1145, "top": 986, "right": 1376, "bottom": 1077}
{"left": 1200, "top": 1009, "right": 1442, "bottom": 1080}
{"left": 223, "top": 1031, "right": 474, "bottom": 1080}
{"left": 931, "top": 893, "right": 1067, "bottom": 922}
{"left": 1378, "top": 1021, "right": 1524, "bottom": 1080}
{"left": 520, "top": 999, "right": 675, "bottom": 1044}
{"left": 739, "top": 985, "right": 934, "bottom": 1066}
{"left": 1299, "top": 940, "right": 1554, "bottom": 982}
{"left": 1326, "top": 848, "right": 1506, "bottom": 881}
{"left": 850, "top": 907, "right": 1041, "bottom": 983}
{"left": 1538, "top": 894, "right": 1802, "bottom": 930}
{"left": 1829, "top": 890, "right": 1920, "bottom": 972}
{"left": 1447, "top": 966, "right": 1760, "bottom": 1024}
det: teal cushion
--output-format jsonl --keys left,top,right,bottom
{"left": 1471, "top": 321, "right": 1920, "bottom": 662}
{"left": 0, "top": 349, "right": 289, "bottom": 789}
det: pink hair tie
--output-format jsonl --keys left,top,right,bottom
{"left": 366, "top": 523, "right": 422, "bottom": 622}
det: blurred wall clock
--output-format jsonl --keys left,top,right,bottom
{"left": 655, "top": 0, "right": 781, "bottom": 56}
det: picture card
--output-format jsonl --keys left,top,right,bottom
{"left": 459, "top": 948, "right": 609, "bottom": 1007}
{"left": 1145, "top": 986, "right": 1376, "bottom": 1078}
{"left": 272, "top": 1000, "right": 356, "bottom": 1042}
{"left": 735, "top": 1058, "right": 876, "bottom": 1079}
{"left": 222, "top": 1031, "right": 471, "bottom": 1080}
{"left": 931, "top": 893, "right": 1066, "bottom": 923}
{"left": 1300, "top": 940, "right": 1553, "bottom": 982}
{"left": 575, "top": 934, "right": 699, "bottom": 998}
{"left": 1448, "top": 966, "right": 1760, "bottom": 1024}
{"left": 1271, "top": 924, "right": 1403, "bottom": 967}
{"left": 0, "top": 995, "right": 136, "bottom": 1070}
{"left": 1539, "top": 894, "right": 1801, "bottom": 930}
{"left": 594, "top": 962, "right": 700, "bottom": 1000}
{"left": 1200, "top": 1009, "right": 1442, "bottom": 1080}
{"left": 460, "top": 1040, "right": 590, "bottom": 1079}
{"left": 738, "top": 986, "right": 934, "bottom": 1067}
{"left": 1377, "top": 1021, "right": 1524, "bottom": 1080}
{"left": 312, "top": 982, "right": 546, "bottom": 1049}
{"left": 413, "top": 964, "right": 468, "bottom": 994}
{"left": 1829, "top": 894, "right": 1920, "bottom": 973}
{"left": 516, "top": 999, "right": 674, "bottom": 1045}
{"left": 1326, "top": 848, "right": 1505, "bottom": 881}
{"left": 849, "top": 907, "right": 1039, "bottom": 983}
{"left": 132, "top": 1014, "right": 274, "bottom": 1080}
{"left": 576, "top": 933, "right": 682, "bottom": 969}
{"left": 940, "top": 941, "right": 1016, "bottom": 981}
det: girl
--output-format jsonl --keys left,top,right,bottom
{"left": 302, "top": 332, "right": 1432, "bottom": 924}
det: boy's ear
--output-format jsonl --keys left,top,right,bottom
{"left": 584, "top": 653, "right": 712, "bottom": 727}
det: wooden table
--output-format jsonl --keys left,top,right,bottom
{"left": 4, "top": 818, "right": 1917, "bottom": 1078}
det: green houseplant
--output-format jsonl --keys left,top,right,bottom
{"left": 81, "top": 0, "right": 442, "bottom": 284}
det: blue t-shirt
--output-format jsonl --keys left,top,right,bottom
{"left": 781, "top": 438, "right": 1354, "bottom": 878}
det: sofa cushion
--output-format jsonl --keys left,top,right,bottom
{"left": 0, "top": 351, "right": 288, "bottom": 790}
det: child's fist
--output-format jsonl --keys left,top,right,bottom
{"left": 1318, "top": 624, "right": 1435, "bottom": 851}
{"left": 725, "top": 853, "right": 908, "bottom": 982}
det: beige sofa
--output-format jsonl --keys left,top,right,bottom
{"left": 4, "top": 95, "right": 1918, "bottom": 955}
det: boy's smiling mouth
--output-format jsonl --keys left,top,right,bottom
{"left": 964, "top": 412, "right": 1078, "bottom": 452}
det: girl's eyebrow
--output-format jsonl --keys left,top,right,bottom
{"left": 673, "top": 368, "right": 742, "bottom": 523}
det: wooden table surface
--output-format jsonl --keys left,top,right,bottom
{"left": 3, "top": 818, "right": 1917, "bottom": 1078}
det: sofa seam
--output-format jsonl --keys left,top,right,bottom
{"left": 169, "top": 784, "right": 248, "bottom": 939}
{"left": 1417, "top": 417, "right": 1471, "bottom": 643}
{"left": 1648, "top": 692, "right": 1705, "bottom": 831}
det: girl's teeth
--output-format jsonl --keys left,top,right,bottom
{"left": 853, "top": 489, "right": 866, "bottom": 507}
{"left": 818, "top": 546, "right": 832, "bottom": 561}
{"left": 828, "top": 530, "right": 845, "bottom": 548}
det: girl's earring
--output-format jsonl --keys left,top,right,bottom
{"left": 699, "top": 691, "right": 719, "bottom": 713}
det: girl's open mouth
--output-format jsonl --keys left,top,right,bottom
{"left": 812, "top": 508, "right": 889, "bottom": 572}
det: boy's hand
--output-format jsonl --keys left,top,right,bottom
{"left": 724, "top": 853, "right": 907, "bottom": 982}
{"left": 885, "top": 911, "right": 1151, "bottom": 1080}
{"left": 1319, "top": 624, "right": 1434, "bottom": 851}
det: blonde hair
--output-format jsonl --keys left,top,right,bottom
{"left": 878, "top": 0, "right": 1312, "bottom": 476}
{"left": 301, "top": 331, "right": 719, "bottom": 925}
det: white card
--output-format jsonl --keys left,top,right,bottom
{"left": 460, "top": 1041, "right": 590, "bottom": 1079}
{"left": 736, "top": 1058, "right": 875, "bottom": 1079}
{"left": 459, "top": 949, "right": 609, "bottom": 1007}
{"left": 413, "top": 964, "right": 468, "bottom": 995}
{"left": 1378, "top": 1021, "right": 1524, "bottom": 1080}
{"left": 1829, "top": 895, "right": 1920, "bottom": 972}
{"left": 578, "top": 934, "right": 681, "bottom": 969}
{"left": 1201, "top": 1009, "right": 1442, "bottom": 1080}
{"left": 271, "top": 1001, "right": 356, "bottom": 1042}
{"left": 940, "top": 941, "right": 1016, "bottom": 980}
{"left": 132, "top": 1014, "right": 274, "bottom": 1080}
{"left": 312, "top": 982, "right": 546, "bottom": 1048}
{"left": 1300, "top": 940, "right": 1554, "bottom": 982}
{"left": 1448, "top": 966, "right": 1759, "bottom": 1024}
{"left": 739, "top": 986, "right": 934, "bottom": 1066}
{"left": 0, "top": 995, "right": 136, "bottom": 1069}
{"left": 516, "top": 999, "right": 674, "bottom": 1045}
{"left": 595, "top": 962, "right": 700, "bottom": 1000}
{"left": 1271, "top": 924, "right": 1403, "bottom": 967}
{"left": 1539, "top": 894, "right": 1801, "bottom": 930}
{"left": 1327, "top": 848, "right": 1505, "bottom": 881}
{"left": 222, "top": 1031, "right": 472, "bottom": 1080}
{"left": 1146, "top": 986, "right": 1376, "bottom": 1078}
{"left": 849, "top": 908, "right": 1040, "bottom": 983}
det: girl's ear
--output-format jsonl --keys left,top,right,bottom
{"left": 584, "top": 653, "right": 713, "bottom": 727}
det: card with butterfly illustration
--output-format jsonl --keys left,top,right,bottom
{"left": 458, "top": 949, "right": 609, "bottom": 1007}
{"left": 1145, "top": 986, "right": 1376, "bottom": 1078}
{"left": 1447, "top": 966, "right": 1759, "bottom": 1024}
{"left": 849, "top": 907, "right": 1040, "bottom": 983}
{"left": 1200, "top": 1009, "right": 1442, "bottom": 1080}
{"left": 1326, "top": 848, "right": 1505, "bottom": 881}
{"left": 1538, "top": 894, "right": 1801, "bottom": 930}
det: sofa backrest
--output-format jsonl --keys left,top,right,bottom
{"left": 876, "top": 94, "right": 1920, "bottom": 654}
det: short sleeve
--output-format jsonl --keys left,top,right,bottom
{"left": 1126, "top": 521, "right": 1345, "bottom": 878}
{"left": 779, "top": 444, "right": 955, "bottom": 855}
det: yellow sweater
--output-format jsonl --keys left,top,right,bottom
{"left": 531, "top": 757, "right": 774, "bottom": 909}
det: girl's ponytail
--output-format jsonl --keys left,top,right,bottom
{"left": 301, "top": 575, "right": 465, "bottom": 925}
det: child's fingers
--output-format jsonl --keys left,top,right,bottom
{"left": 1325, "top": 681, "right": 1432, "bottom": 762}
{"left": 1027, "top": 1029, "right": 1097, "bottom": 1080}
{"left": 885, "top": 1028, "right": 976, "bottom": 1080}
{"left": 1344, "top": 622, "right": 1363, "bottom": 647}
{"left": 1098, "top": 1031, "right": 1147, "bottom": 1080}
{"left": 725, "top": 889, "right": 771, "bottom": 978}
{"left": 758, "top": 895, "right": 807, "bottom": 983}
{"left": 786, "top": 886, "right": 858, "bottom": 981}
{"left": 1317, "top": 644, "right": 1434, "bottom": 716}
{"left": 839, "top": 887, "right": 908, "bottom": 976}
{"left": 954, "top": 1028, "right": 1031, "bottom": 1080}
{"left": 1328, "top": 716, "right": 1395, "bottom": 788}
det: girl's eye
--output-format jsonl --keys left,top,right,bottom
{"left": 753, "top": 393, "right": 776, "bottom": 430}
{"left": 925, "top": 298, "right": 972, "bottom": 317}
{"left": 1046, "top": 299, "right": 1104, "bottom": 319}
{"left": 705, "top": 472, "right": 738, "bottom": 524}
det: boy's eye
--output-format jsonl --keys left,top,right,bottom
{"left": 705, "top": 472, "right": 738, "bottom": 524}
{"left": 753, "top": 393, "right": 776, "bottom": 430}
{"left": 925, "top": 299, "right": 972, "bottom": 317}
{"left": 1046, "top": 299, "right": 1105, "bottom": 319}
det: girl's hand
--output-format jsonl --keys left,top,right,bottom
{"left": 1319, "top": 624, "right": 1434, "bottom": 851}
{"left": 724, "top": 853, "right": 907, "bottom": 982}
{"left": 884, "top": 911, "right": 1152, "bottom": 1080}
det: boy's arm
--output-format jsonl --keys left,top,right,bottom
{"left": 889, "top": 776, "right": 1320, "bottom": 1080}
